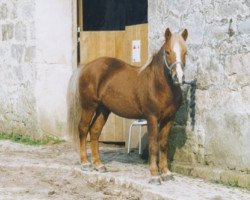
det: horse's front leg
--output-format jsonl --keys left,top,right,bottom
{"left": 147, "top": 116, "right": 161, "bottom": 184}
{"left": 159, "top": 118, "right": 174, "bottom": 181}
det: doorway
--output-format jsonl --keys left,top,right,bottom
{"left": 77, "top": 0, "right": 148, "bottom": 143}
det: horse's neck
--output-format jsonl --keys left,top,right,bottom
{"left": 140, "top": 46, "right": 181, "bottom": 94}
{"left": 143, "top": 47, "right": 171, "bottom": 85}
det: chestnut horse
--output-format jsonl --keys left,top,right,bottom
{"left": 67, "top": 28, "right": 188, "bottom": 184}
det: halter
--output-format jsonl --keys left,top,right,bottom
{"left": 163, "top": 48, "right": 197, "bottom": 131}
{"left": 163, "top": 49, "right": 185, "bottom": 73}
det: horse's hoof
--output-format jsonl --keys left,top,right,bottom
{"left": 80, "top": 163, "right": 92, "bottom": 171}
{"left": 93, "top": 164, "right": 107, "bottom": 173}
{"left": 149, "top": 176, "right": 161, "bottom": 185}
{"left": 161, "top": 173, "right": 174, "bottom": 181}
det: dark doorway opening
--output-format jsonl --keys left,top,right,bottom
{"left": 82, "top": 0, "right": 148, "bottom": 31}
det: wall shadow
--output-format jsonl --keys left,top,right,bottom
{"left": 95, "top": 86, "right": 192, "bottom": 167}
{"left": 140, "top": 86, "right": 191, "bottom": 166}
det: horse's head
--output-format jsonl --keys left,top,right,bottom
{"left": 163, "top": 28, "right": 188, "bottom": 85}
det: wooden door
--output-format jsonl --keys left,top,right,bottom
{"left": 78, "top": 0, "right": 148, "bottom": 143}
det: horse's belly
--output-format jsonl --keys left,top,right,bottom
{"left": 101, "top": 95, "right": 143, "bottom": 119}
{"left": 113, "top": 110, "right": 143, "bottom": 119}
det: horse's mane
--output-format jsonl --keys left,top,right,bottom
{"left": 139, "top": 47, "right": 164, "bottom": 73}
{"left": 139, "top": 55, "right": 153, "bottom": 73}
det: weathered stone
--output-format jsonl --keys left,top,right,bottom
{"left": 15, "top": 21, "right": 27, "bottom": 41}
{"left": 11, "top": 44, "right": 24, "bottom": 63}
{"left": 29, "top": 21, "right": 35, "bottom": 40}
{"left": 149, "top": 0, "right": 250, "bottom": 188}
{"left": 220, "top": 171, "right": 242, "bottom": 188}
{"left": 14, "top": 65, "right": 23, "bottom": 82}
{"left": 171, "top": 163, "right": 192, "bottom": 176}
{"left": 238, "top": 174, "right": 250, "bottom": 190}
{"left": 214, "top": 1, "right": 249, "bottom": 19}
{"left": 191, "top": 166, "right": 222, "bottom": 182}
{"left": 0, "top": 3, "right": 8, "bottom": 20}
{"left": 21, "top": 2, "right": 34, "bottom": 21}
{"left": 238, "top": 17, "right": 250, "bottom": 33}
{"left": 182, "top": 12, "right": 205, "bottom": 45}
{"left": 245, "top": 0, "right": 250, "bottom": 7}
{"left": 168, "top": 126, "right": 196, "bottom": 163}
{"left": 0, "top": 1, "right": 39, "bottom": 137}
{"left": 2, "top": 24, "right": 14, "bottom": 41}
{"left": 203, "top": 24, "right": 229, "bottom": 44}
{"left": 9, "top": 1, "right": 17, "bottom": 19}
{"left": 25, "top": 46, "right": 35, "bottom": 63}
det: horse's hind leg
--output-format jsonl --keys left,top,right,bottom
{"left": 78, "top": 108, "right": 96, "bottom": 170}
{"left": 89, "top": 105, "right": 110, "bottom": 172}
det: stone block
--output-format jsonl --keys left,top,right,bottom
{"left": 0, "top": 3, "right": 8, "bottom": 20}
{"left": 2, "top": 24, "right": 14, "bottom": 41}
{"left": 238, "top": 174, "right": 250, "bottom": 190}
{"left": 166, "top": 0, "right": 190, "bottom": 17}
{"left": 245, "top": 0, "right": 250, "bottom": 7}
{"left": 191, "top": 166, "right": 221, "bottom": 182}
{"left": 203, "top": 24, "right": 228, "bottom": 44}
{"left": 171, "top": 163, "right": 192, "bottom": 176}
{"left": 168, "top": 126, "right": 197, "bottom": 163}
{"left": 15, "top": 21, "right": 27, "bottom": 41}
{"left": 204, "top": 107, "right": 250, "bottom": 169}
{"left": 11, "top": 44, "right": 24, "bottom": 63}
{"left": 225, "top": 53, "right": 250, "bottom": 76}
{"left": 182, "top": 11, "right": 205, "bottom": 45}
{"left": 21, "top": 2, "right": 35, "bottom": 21}
{"left": 239, "top": 17, "right": 250, "bottom": 34}
{"left": 220, "top": 171, "right": 244, "bottom": 188}
{"left": 25, "top": 46, "right": 35, "bottom": 63}
{"left": 9, "top": 1, "right": 17, "bottom": 19}
{"left": 214, "top": 1, "right": 249, "bottom": 19}
{"left": 14, "top": 65, "right": 23, "bottom": 82}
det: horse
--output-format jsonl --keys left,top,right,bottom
{"left": 67, "top": 27, "right": 188, "bottom": 184}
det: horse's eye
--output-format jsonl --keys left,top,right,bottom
{"left": 166, "top": 51, "right": 170, "bottom": 55}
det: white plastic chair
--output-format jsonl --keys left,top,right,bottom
{"left": 127, "top": 119, "right": 147, "bottom": 154}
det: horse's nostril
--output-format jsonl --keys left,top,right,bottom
{"left": 172, "top": 75, "right": 179, "bottom": 84}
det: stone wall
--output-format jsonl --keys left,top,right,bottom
{"left": 0, "top": 0, "right": 38, "bottom": 136}
{"left": 148, "top": 0, "right": 250, "bottom": 185}
{"left": 0, "top": 0, "right": 75, "bottom": 138}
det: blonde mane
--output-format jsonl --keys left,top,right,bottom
{"left": 139, "top": 55, "right": 153, "bottom": 73}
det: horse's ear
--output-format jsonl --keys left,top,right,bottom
{"left": 165, "top": 28, "right": 172, "bottom": 42}
{"left": 182, "top": 29, "right": 188, "bottom": 41}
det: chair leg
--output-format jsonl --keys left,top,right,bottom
{"left": 139, "top": 125, "right": 142, "bottom": 154}
{"left": 128, "top": 124, "right": 133, "bottom": 154}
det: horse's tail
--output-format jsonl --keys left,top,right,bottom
{"left": 67, "top": 66, "right": 82, "bottom": 151}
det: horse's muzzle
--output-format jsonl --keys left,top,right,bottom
{"left": 173, "top": 75, "right": 185, "bottom": 85}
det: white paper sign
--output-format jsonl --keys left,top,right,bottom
{"left": 132, "top": 40, "right": 141, "bottom": 63}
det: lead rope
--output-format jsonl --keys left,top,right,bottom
{"left": 184, "top": 79, "right": 197, "bottom": 131}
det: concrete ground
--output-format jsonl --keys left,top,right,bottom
{"left": 0, "top": 140, "right": 249, "bottom": 200}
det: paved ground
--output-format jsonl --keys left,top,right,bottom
{"left": 0, "top": 140, "right": 249, "bottom": 200}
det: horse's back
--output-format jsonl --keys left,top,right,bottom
{"left": 83, "top": 57, "right": 136, "bottom": 73}
{"left": 80, "top": 56, "right": 139, "bottom": 82}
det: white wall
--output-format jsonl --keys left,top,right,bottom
{"left": 34, "top": 0, "right": 76, "bottom": 138}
